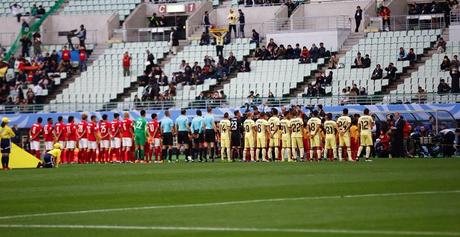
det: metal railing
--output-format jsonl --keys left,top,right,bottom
{"left": 40, "top": 29, "right": 99, "bottom": 46}
{"left": 366, "top": 14, "right": 445, "bottom": 32}
{"left": 450, "top": 8, "right": 460, "bottom": 25}
{"left": 1, "top": 93, "right": 459, "bottom": 114}
{"left": 114, "top": 27, "right": 172, "bottom": 43}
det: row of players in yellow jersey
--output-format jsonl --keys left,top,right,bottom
{"left": 218, "top": 107, "right": 375, "bottom": 162}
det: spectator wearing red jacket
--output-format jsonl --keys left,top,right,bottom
{"left": 122, "top": 52, "right": 131, "bottom": 77}
{"left": 299, "top": 46, "right": 310, "bottom": 64}
{"left": 79, "top": 46, "right": 87, "bottom": 72}
{"left": 380, "top": 6, "right": 391, "bottom": 31}
{"left": 62, "top": 46, "right": 71, "bottom": 62}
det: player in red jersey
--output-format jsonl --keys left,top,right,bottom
{"left": 43, "top": 118, "right": 54, "bottom": 152}
{"left": 147, "top": 113, "right": 161, "bottom": 162}
{"left": 110, "top": 113, "right": 122, "bottom": 162}
{"left": 66, "top": 116, "right": 77, "bottom": 163}
{"left": 99, "top": 114, "right": 111, "bottom": 163}
{"left": 29, "top": 117, "right": 43, "bottom": 159}
{"left": 77, "top": 114, "right": 89, "bottom": 163}
{"left": 54, "top": 116, "right": 67, "bottom": 163}
{"left": 87, "top": 115, "right": 99, "bottom": 163}
{"left": 121, "top": 112, "right": 134, "bottom": 163}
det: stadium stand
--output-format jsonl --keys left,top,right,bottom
{"left": 0, "top": 1, "right": 54, "bottom": 16}
{"left": 63, "top": 0, "right": 142, "bottom": 21}
{"left": 46, "top": 41, "right": 170, "bottom": 112}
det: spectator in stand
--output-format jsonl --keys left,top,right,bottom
{"left": 437, "top": 37, "right": 447, "bottom": 53}
{"left": 275, "top": 45, "right": 286, "bottom": 59}
{"left": 328, "top": 53, "right": 339, "bottom": 69}
{"left": 146, "top": 50, "right": 155, "bottom": 66}
{"left": 371, "top": 64, "right": 383, "bottom": 79}
{"left": 10, "top": 3, "right": 23, "bottom": 22}
{"left": 33, "top": 83, "right": 43, "bottom": 97}
{"left": 250, "top": 29, "right": 260, "bottom": 47}
{"left": 238, "top": 9, "right": 245, "bottom": 38}
{"left": 352, "top": 52, "right": 363, "bottom": 68}
{"left": 438, "top": 79, "right": 451, "bottom": 94}
{"left": 299, "top": 46, "right": 310, "bottom": 64}
{"left": 451, "top": 55, "right": 459, "bottom": 69}
{"left": 440, "top": 55, "right": 451, "bottom": 71}
{"left": 285, "top": 45, "right": 294, "bottom": 59}
{"left": 31, "top": 4, "right": 38, "bottom": 17}
{"left": 363, "top": 54, "right": 371, "bottom": 68}
{"left": 21, "top": 19, "right": 29, "bottom": 32}
{"left": 37, "top": 5, "right": 45, "bottom": 16}
{"left": 32, "top": 32, "right": 41, "bottom": 57}
{"left": 324, "top": 71, "right": 333, "bottom": 85}
{"left": 210, "top": 30, "right": 227, "bottom": 57}
{"left": 267, "top": 38, "right": 277, "bottom": 49}
{"left": 239, "top": 56, "right": 250, "bottom": 72}
{"left": 61, "top": 46, "right": 71, "bottom": 63}
{"left": 318, "top": 42, "right": 329, "bottom": 58}
{"left": 26, "top": 88, "right": 34, "bottom": 104}
{"left": 170, "top": 28, "right": 179, "bottom": 55}
{"left": 384, "top": 63, "right": 397, "bottom": 81}
{"left": 416, "top": 86, "right": 427, "bottom": 103}
{"left": 228, "top": 9, "right": 238, "bottom": 39}
{"left": 20, "top": 35, "right": 31, "bottom": 57}
{"left": 122, "top": 52, "right": 131, "bottom": 77}
{"left": 77, "top": 25, "right": 86, "bottom": 48}
{"left": 199, "top": 32, "right": 210, "bottom": 46}
{"left": 203, "top": 11, "right": 210, "bottom": 34}
{"left": 450, "top": 67, "right": 460, "bottom": 93}
{"left": 227, "top": 52, "right": 237, "bottom": 72}
{"left": 354, "top": 6, "right": 363, "bottom": 32}
{"left": 293, "top": 44, "right": 301, "bottom": 59}
{"left": 149, "top": 13, "right": 161, "bottom": 27}
{"left": 79, "top": 46, "right": 87, "bottom": 72}
{"left": 405, "top": 48, "right": 416, "bottom": 63}
{"left": 309, "top": 44, "right": 319, "bottom": 63}
{"left": 397, "top": 47, "right": 406, "bottom": 61}
{"left": 379, "top": 5, "right": 391, "bottom": 31}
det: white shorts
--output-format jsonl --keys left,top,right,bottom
{"left": 30, "top": 140, "right": 40, "bottom": 150}
{"left": 66, "top": 141, "right": 76, "bottom": 149}
{"left": 153, "top": 138, "right": 161, "bottom": 147}
{"left": 100, "top": 140, "right": 110, "bottom": 149}
{"left": 88, "top": 141, "right": 98, "bottom": 150}
{"left": 111, "top": 137, "right": 121, "bottom": 148}
{"left": 122, "top": 137, "right": 132, "bottom": 147}
{"left": 58, "top": 141, "right": 66, "bottom": 149}
{"left": 79, "top": 138, "right": 88, "bottom": 149}
{"left": 45, "top": 141, "right": 53, "bottom": 151}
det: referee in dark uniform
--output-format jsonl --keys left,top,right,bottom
{"left": 1, "top": 117, "right": 15, "bottom": 170}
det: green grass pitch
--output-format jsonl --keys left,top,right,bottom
{"left": 1, "top": 159, "right": 460, "bottom": 237}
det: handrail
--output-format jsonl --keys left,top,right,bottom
{"left": 3, "top": 0, "right": 66, "bottom": 61}
{"left": 1, "top": 92, "right": 459, "bottom": 114}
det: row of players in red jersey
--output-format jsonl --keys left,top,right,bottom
{"left": 28, "top": 112, "right": 161, "bottom": 164}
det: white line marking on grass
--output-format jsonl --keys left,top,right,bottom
{"left": 0, "top": 190, "right": 458, "bottom": 220}
{"left": 0, "top": 224, "right": 459, "bottom": 236}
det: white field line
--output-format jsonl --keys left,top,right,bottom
{"left": 0, "top": 224, "right": 459, "bottom": 236}
{"left": 0, "top": 190, "right": 458, "bottom": 221}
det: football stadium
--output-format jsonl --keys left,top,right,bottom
{"left": 0, "top": 0, "right": 460, "bottom": 236}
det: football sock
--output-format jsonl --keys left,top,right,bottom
{"left": 226, "top": 148, "right": 231, "bottom": 161}
{"left": 333, "top": 148, "right": 337, "bottom": 161}
{"left": 347, "top": 148, "right": 352, "bottom": 161}
{"left": 357, "top": 146, "right": 363, "bottom": 159}
{"left": 299, "top": 149, "right": 304, "bottom": 161}
{"left": 162, "top": 149, "right": 167, "bottom": 161}
{"left": 267, "top": 148, "right": 273, "bottom": 160}
{"left": 338, "top": 147, "right": 343, "bottom": 160}
{"left": 255, "top": 149, "right": 260, "bottom": 161}
{"left": 275, "top": 147, "right": 279, "bottom": 161}
{"left": 309, "top": 149, "right": 314, "bottom": 161}
{"left": 316, "top": 149, "right": 321, "bottom": 161}
{"left": 250, "top": 149, "right": 255, "bottom": 161}
{"left": 139, "top": 149, "right": 144, "bottom": 161}
{"left": 366, "top": 146, "right": 371, "bottom": 159}
{"left": 176, "top": 148, "right": 180, "bottom": 161}
{"left": 242, "top": 149, "right": 247, "bottom": 161}
{"left": 168, "top": 148, "right": 173, "bottom": 161}
{"left": 262, "top": 149, "right": 267, "bottom": 161}
{"left": 211, "top": 147, "right": 215, "bottom": 160}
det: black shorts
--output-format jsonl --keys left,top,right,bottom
{"left": 193, "top": 131, "right": 204, "bottom": 144}
{"left": 1, "top": 139, "right": 11, "bottom": 153}
{"left": 231, "top": 133, "right": 242, "bottom": 147}
{"left": 205, "top": 129, "right": 216, "bottom": 143}
{"left": 163, "top": 132, "right": 173, "bottom": 146}
{"left": 177, "top": 131, "right": 190, "bottom": 145}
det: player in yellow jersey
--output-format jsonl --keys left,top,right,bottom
{"left": 255, "top": 113, "right": 270, "bottom": 162}
{"left": 243, "top": 112, "right": 256, "bottom": 161}
{"left": 219, "top": 112, "right": 232, "bottom": 162}
{"left": 307, "top": 110, "right": 322, "bottom": 161}
{"left": 357, "top": 108, "right": 374, "bottom": 162}
{"left": 280, "top": 111, "right": 292, "bottom": 161}
{"left": 290, "top": 110, "right": 304, "bottom": 161}
{"left": 323, "top": 113, "right": 338, "bottom": 161}
{"left": 337, "top": 108, "right": 352, "bottom": 161}
{"left": 268, "top": 108, "right": 281, "bottom": 161}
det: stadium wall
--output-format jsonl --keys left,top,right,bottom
{"left": 449, "top": 25, "right": 460, "bottom": 42}
{"left": 186, "top": 1, "right": 213, "bottom": 38}
{"left": 0, "top": 17, "right": 23, "bottom": 46}
{"left": 123, "top": 3, "right": 148, "bottom": 29}
{"left": 4, "top": 103, "right": 460, "bottom": 128}
{"left": 40, "top": 13, "right": 119, "bottom": 45}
